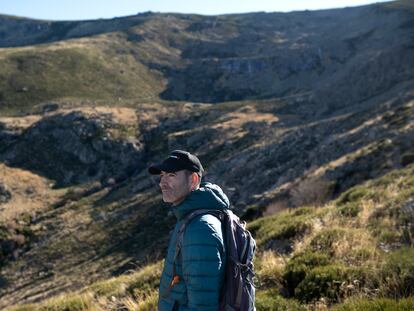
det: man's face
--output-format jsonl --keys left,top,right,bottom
{"left": 159, "top": 170, "right": 192, "bottom": 205}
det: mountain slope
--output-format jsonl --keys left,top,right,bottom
{"left": 0, "top": 0, "right": 413, "bottom": 308}
{"left": 0, "top": 12, "right": 153, "bottom": 47}
{"left": 0, "top": 1, "right": 413, "bottom": 113}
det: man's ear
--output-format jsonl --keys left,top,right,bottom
{"left": 190, "top": 173, "right": 199, "bottom": 190}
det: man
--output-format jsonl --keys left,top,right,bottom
{"left": 148, "top": 150, "right": 229, "bottom": 311}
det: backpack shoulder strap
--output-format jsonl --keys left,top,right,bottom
{"left": 172, "top": 209, "right": 225, "bottom": 284}
{"left": 175, "top": 209, "right": 225, "bottom": 259}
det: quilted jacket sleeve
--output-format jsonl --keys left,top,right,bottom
{"left": 180, "top": 214, "right": 226, "bottom": 311}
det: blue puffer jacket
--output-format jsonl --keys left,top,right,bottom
{"left": 158, "top": 182, "right": 230, "bottom": 311}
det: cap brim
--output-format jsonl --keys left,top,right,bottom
{"left": 148, "top": 162, "right": 178, "bottom": 175}
{"left": 148, "top": 165, "right": 162, "bottom": 175}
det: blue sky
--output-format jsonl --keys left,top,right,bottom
{"left": 0, "top": 0, "right": 393, "bottom": 21}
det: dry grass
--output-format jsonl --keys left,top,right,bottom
{"left": 212, "top": 105, "right": 278, "bottom": 131}
{"left": 255, "top": 250, "right": 286, "bottom": 288}
{"left": 169, "top": 104, "right": 279, "bottom": 155}
{"left": 331, "top": 229, "right": 379, "bottom": 263}
{"left": 0, "top": 115, "right": 42, "bottom": 130}
{"left": 8, "top": 261, "right": 163, "bottom": 311}
{"left": 58, "top": 107, "right": 138, "bottom": 125}
{"left": 0, "top": 163, "right": 63, "bottom": 222}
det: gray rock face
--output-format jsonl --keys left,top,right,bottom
{"left": 160, "top": 5, "right": 414, "bottom": 103}
{"left": 1, "top": 111, "right": 143, "bottom": 187}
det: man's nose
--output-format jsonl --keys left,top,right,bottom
{"left": 159, "top": 175, "right": 166, "bottom": 187}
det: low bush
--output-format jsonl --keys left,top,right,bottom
{"left": 295, "top": 264, "right": 369, "bottom": 303}
{"left": 337, "top": 187, "right": 370, "bottom": 205}
{"left": 337, "top": 202, "right": 361, "bottom": 217}
{"left": 380, "top": 247, "right": 414, "bottom": 298}
{"left": 275, "top": 221, "right": 310, "bottom": 240}
{"left": 248, "top": 213, "right": 312, "bottom": 249}
{"left": 256, "top": 288, "right": 306, "bottom": 311}
{"left": 377, "top": 229, "right": 402, "bottom": 245}
{"left": 291, "top": 206, "right": 316, "bottom": 216}
{"left": 282, "top": 250, "right": 331, "bottom": 296}
{"left": 369, "top": 199, "right": 414, "bottom": 247}
{"left": 295, "top": 264, "right": 346, "bottom": 302}
{"left": 333, "top": 297, "right": 414, "bottom": 311}
{"left": 310, "top": 228, "right": 345, "bottom": 254}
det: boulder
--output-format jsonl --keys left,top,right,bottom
{"left": 0, "top": 183, "right": 11, "bottom": 204}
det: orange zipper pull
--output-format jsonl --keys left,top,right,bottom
{"left": 170, "top": 275, "right": 180, "bottom": 288}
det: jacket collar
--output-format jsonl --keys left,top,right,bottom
{"left": 172, "top": 182, "right": 230, "bottom": 220}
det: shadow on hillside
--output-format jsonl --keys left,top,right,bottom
{"left": 158, "top": 27, "right": 324, "bottom": 103}
{"left": 88, "top": 182, "right": 173, "bottom": 275}
{"left": 0, "top": 276, "right": 8, "bottom": 289}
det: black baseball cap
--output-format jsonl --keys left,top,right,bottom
{"left": 148, "top": 150, "right": 204, "bottom": 176}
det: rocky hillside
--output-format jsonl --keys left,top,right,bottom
{"left": 0, "top": 1, "right": 413, "bottom": 113}
{"left": 0, "top": 0, "right": 413, "bottom": 309}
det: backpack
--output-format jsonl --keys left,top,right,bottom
{"left": 173, "top": 209, "right": 256, "bottom": 311}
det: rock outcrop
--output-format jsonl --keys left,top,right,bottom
{"left": 1, "top": 109, "right": 143, "bottom": 187}
{"left": 0, "top": 182, "right": 11, "bottom": 203}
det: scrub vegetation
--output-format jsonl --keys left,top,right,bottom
{"left": 7, "top": 164, "right": 414, "bottom": 310}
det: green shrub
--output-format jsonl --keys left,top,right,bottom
{"left": 337, "top": 187, "right": 369, "bottom": 205}
{"left": 283, "top": 250, "right": 331, "bottom": 296}
{"left": 20, "top": 225, "right": 34, "bottom": 240}
{"left": 276, "top": 222, "right": 310, "bottom": 240}
{"left": 19, "top": 213, "right": 33, "bottom": 224}
{"left": 256, "top": 288, "right": 306, "bottom": 311}
{"left": 333, "top": 297, "right": 414, "bottom": 311}
{"left": 248, "top": 214, "right": 312, "bottom": 248}
{"left": 338, "top": 203, "right": 361, "bottom": 217}
{"left": 380, "top": 248, "right": 414, "bottom": 298}
{"left": 378, "top": 229, "right": 402, "bottom": 244}
{"left": 310, "top": 229, "right": 345, "bottom": 254}
{"left": 295, "top": 264, "right": 365, "bottom": 303}
{"left": 291, "top": 206, "right": 315, "bottom": 216}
